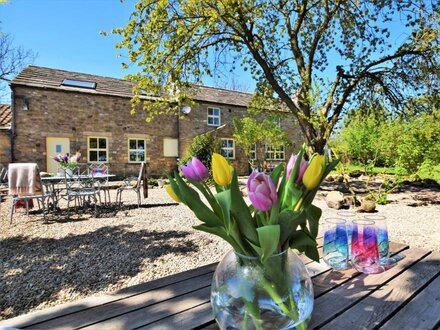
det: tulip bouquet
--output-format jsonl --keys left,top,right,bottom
{"left": 52, "top": 152, "right": 81, "bottom": 170}
{"left": 166, "top": 144, "right": 338, "bottom": 262}
{"left": 166, "top": 144, "right": 338, "bottom": 329}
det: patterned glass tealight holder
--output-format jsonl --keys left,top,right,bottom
{"left": 351, "top": 219, "right": 381, "bottom": 274}
{"left": 363, "top": 215, "right": 392, "bottom": 267}
{"left": 323, "top": 218, "right": 350, "bottom": 270}
{"left": 337, "top": 211, "right": 357, "bottom": 257}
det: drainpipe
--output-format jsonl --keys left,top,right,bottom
{"left": 10, "top": 88, "right": 16, "bottom": 163}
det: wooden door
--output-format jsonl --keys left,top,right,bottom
{"left": 46, "top": 137, "right": 70, "bottom": 173}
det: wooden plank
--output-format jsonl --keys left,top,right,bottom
{"left": 0, "top": 263, "right": 217, "bottom": 329}
{"left": 312, "top": 241, "right": 409, "bottom": 297}
{"left": 81, "top": 286, "right": 212, "bottom": 330}
{"left": 380, "top": 272, "right": 440, "bottom": 330}
{"left": 26, "top": 272, "right": 213, "bottom": 329}
{"left": 309, "top": 248, "right": 430, "bottom": 329}
{"left": 139, "top": 302, "right": 213, "bottom": 330}
{"left": 319, "top": 252, "right": 440, "bottom": 329}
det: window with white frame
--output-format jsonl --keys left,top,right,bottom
{"left": 265, "top": 145, "right": 285, "bottom": 160}
{"left": 249, "top": 144, "right": 257, "bottom": 160}
{"left": 128, "top": 138, "right": 146, "bottom": 162}
{"left": 88, "top": 137, "right": 108, "bottom": 162}
{"left": 221, "top": 138, "right": 235, "bottom": 159}
{"left": 207, "top": 107, "right": 221, "bottom": 126}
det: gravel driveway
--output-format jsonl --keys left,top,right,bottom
{"left": 1, "top": 182, "right": 439, "bottom": 320}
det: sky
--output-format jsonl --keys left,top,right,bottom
{"left": 1, "top": 0, "right": 414, "bottom": 105}
{"left": 0, "top": 0, "right": 256, "bottom": 104}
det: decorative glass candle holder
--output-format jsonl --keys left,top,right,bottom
{"left": 351, "top": 219, "right": 380, "bottom": 274}
{"left": 323, "top": 218, "right": 350, "bottom": 270}
{"left": 363, "top": 215, "right": 389, "bottom": 265}
{"left": 337, "top": 211, "right": 357, "bottom": 257}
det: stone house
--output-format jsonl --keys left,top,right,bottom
{"left": 8, "top": 66, "right": 304, "bottom": 177}
{"left": 0, "top": 104, "right": 12, "bottom": 167}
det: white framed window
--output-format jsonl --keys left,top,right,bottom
{"left": 88, "top": 137, "right": 108, "bottom": 162}
{"left": 128, "top": 138, "right": 146, "bottom": 163}
{"left": 221, "top": 138, "right": 235, "bottom": 159}
{"left": 207, "top": 107, "right": 221, "bottom": 126}
{"left": 249, "top": 144, "right": 257, "bottom": 160}
{"left": 265, "top": 145, "right": 285, "bottom": 160}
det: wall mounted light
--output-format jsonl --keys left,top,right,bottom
{"left": 15, "top": 96, "right": 29, "bottom": 111}
{"left": 22, "top": 98, "right": 29, "bottom": 111}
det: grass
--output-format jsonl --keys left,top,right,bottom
{"left": 334, "top": 163, "right": 440, "bottom": 184}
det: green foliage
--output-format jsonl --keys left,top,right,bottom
{"left": 334, "top": 106, "right": 440, "bottom": 181}
{"left": 233, "top": 114, "right": 290, "bottom": 166}
{"left": 110, "top": 0, "right": 439, "bottom": 153}
{"left": 179, "top": 132, "right": 221, "bottom": 180}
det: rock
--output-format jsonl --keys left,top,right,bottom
{"left": 325, "top": 175, "right": 335, "bottom": 182}
{"left": 345, "top": 195, "right": 361, "bottom": 206}
{"left": 326, "top": 191, "right": 345, "bottom": 209}
{"left": 360, "top": 199, "right": 376, "bottom": 212}
{"left": 349, "top": 170, "right": 363, "bottom": 178}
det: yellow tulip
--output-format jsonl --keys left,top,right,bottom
{"left": 212, "top": 153, "right": 233, "bottom": 186}
{"left": 165, "top": 185, "right": 181, "bottom": 203}
{"left": 302, "top": 154, "right": 326, "bottom": 191}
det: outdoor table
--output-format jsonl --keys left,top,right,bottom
{"left": 41, "top": 174, "right": 115, "bottom": 207}
{"left": 1, "top": 239, "right": 438, "bottom": 330}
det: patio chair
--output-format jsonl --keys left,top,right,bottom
{"left": 65, "top": 168, "right": 101, "bottom": 216}
{"left": 8, "top": 163, "right": 49, "bottom": 223}
{"left": 116, "top": 163, "right": 145, "bottom": 207}
{"left": 88, "top": 163, "right": 111, "bottom": 204}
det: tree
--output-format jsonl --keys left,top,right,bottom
{"left": 112, "top": 0, "right": 439, "bottom": 153}
{"left": 0, "top": 33, "right": 36, "bottom": 96}
{"left": 233, "top": 114, "right": 290, "bottom": 167}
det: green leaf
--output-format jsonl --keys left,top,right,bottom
{"left": 215, "top": 190, "right": 232, "bottom": 233}
{"left": 278, "top": 210, "right": 306, "bottom": 248}
{"left": 230, "top": 170, "right": 259, "bottom": 245}
{"left": 289, "top": 230, "right": 317, "bottom": 251}
{"left": 305, "top": 204, "right": 322, "bottom": 239}
{"left": 190, "top": 180, "right": 223, "bottom": 218}
{"left": 194, "top": 224, "right": 241, "bottom": 253}
{"left": 268, "top": 198, "right": 280, "bottom": 225}
{"left": 257, "top": 225, "right": 280, "bottom": 263}
{"left": 305, "top": 245, "right": 320, "bottom": 262}
{"left": 174, "top": 174, "right": 223, "bottom": 227}
{"left": 270, "top": 163, "right": 283, "bottom": 186}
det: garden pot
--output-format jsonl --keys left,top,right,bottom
{"left": 211, "top": 249, "right": 314, "bottom": 330}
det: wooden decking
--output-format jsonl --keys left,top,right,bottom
{"left": 1, "top": 240, "right": 439, "bottom": 329}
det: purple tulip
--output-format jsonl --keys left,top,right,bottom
{"left": 286, "top": 154, "right": 308, "bottom": 185}
{"left": 61, "top": 154, "right": 69, "bottom": 162}
{"left": 180, "top": 157, "right": 209, "bottom": 181}
{"left": 247, "top": 172, "right": 278, "bottom": 211}
{"left": 52, "top": 155, "right": 60, "bottom": 162}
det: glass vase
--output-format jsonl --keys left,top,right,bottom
{"left": 211, "top": 249, "right": 314, "bottom": 330}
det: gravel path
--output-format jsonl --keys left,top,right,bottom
{"left": 1, "top": 183, "right": 439, "bottom": 320}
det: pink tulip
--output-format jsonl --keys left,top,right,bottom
{"left": 180, "top": 157, "right": 209, "bottom": 181}
{"left": 286, "top": 154, "right": 308, "bottom": 185}
{"left": 247, "top": 172, "right": 278, "bottom": 211}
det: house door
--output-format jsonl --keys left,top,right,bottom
{"left": 46, "top": 137, "right": 70, "bottom": 173}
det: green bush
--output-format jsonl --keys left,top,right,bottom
{"left": 333, "top": 109, "right": 439, "bottom": 181}
{"left": 179, "top": 132, "right": 221, "bottom": 176}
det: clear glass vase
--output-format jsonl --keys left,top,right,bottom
{"left": 211, "top": 249, "right": 314, "bottom": 330}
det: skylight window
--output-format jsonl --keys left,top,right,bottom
{"left": 62, "top": 78, "right": 96, "bottom": 89}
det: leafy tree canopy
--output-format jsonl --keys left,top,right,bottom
{"left": 111, "top": 0, "right": 439, "bottom": 152}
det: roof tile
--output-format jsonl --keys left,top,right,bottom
{"left": 11, "top": 66, "right": 253, "bottom": 107}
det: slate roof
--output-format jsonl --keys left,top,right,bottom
{"left": 0, "top": 104, "right": 12, "bottom": 129}
{"left": 11, "top": 66, "right": 253, "bottom": 107}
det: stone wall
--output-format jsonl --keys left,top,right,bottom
{"left": 11, "top": 86, "right": 179, "bottom": 177}
{"left": 179, "top": 101, "right": 305, "bottom": 175}
{"left": 0, "top": 129, "right": 11, "bottom": 168}
{"left": 11, "top": 85, "right": 305, "bottom": 178}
